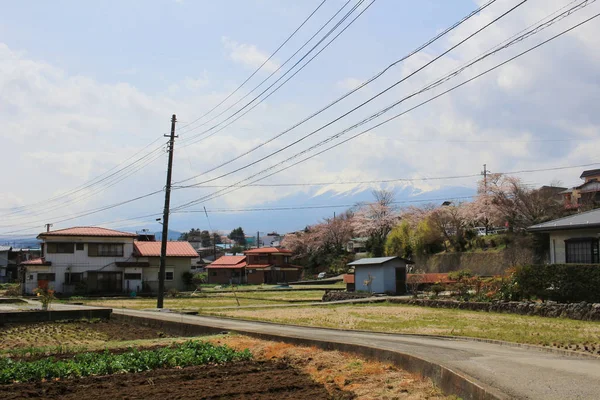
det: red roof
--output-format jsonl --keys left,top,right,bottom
{"left": 133, "top": 241, "right": 198, "bottom": 257}
{"left": 39, "top": 227, "right": 137, "bottom": 238}
{"left": 206, "top": 255, "right": 247, "bottom": 269}
{"left": 20, "top": 258, "right": 50, "bottom": 266}
{"left": 245, "top": 247, "right": 291, "bottom": 254}
{"left": 343, "top": 274, "right": 355, "bottom": 284}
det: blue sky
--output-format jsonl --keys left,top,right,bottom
{"left": 1, "top": 0, "right": 600, "bottom": 238}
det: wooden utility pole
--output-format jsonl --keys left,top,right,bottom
{"left": 481, "top": 164, "right": 488, "bottom": 236}
{"left": 257, "top": 231, "right": 260, "bottom": 248}
{"left": 44, "top": 223, "right": 53, "bottom": 232}
{"left": 157, "top": 114, "right": 177, "bottom": 309}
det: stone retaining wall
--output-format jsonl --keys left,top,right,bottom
{"left": 387, "top": 298, "right": 600, "bottom": 321}
{"left": 322, "top": 291, "right": 371, "bottom": 302}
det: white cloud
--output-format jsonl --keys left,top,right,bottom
{"left": 221, "top": 36, "right": 280, "bottom": 73}
{"left": 337, "top": 77, "right": 363, "bottom": 90}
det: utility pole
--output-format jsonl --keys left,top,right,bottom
{"left": 257, "top": 231, "right": 260, "bottom": 248}
{"left": 481, "top": 164, "right": 488, "bottom": 236}
{"left": 157, "top": 114, "right": 177, "bottom": 309}
{"left": 44, "top": 223, "right": 53, "bottom": 232}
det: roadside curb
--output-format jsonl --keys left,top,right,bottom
{"left": 197, "top": 312, "right": 600, "bottom": 360}
{"left": 111, "top": 309, "right": 507, "bottom": 400}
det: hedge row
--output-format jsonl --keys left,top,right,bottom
{"left": 515, "top": 264, "right": 600, "bottom": 303}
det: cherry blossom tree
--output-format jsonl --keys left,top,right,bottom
{"left": 352, "top": 190, "right": 399, "bottom": 256}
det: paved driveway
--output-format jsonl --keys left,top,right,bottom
{"left": 113, "top": 309, "right": 600, "bottom": 400}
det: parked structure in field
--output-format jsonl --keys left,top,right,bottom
{"left": 347, "top": 256, "right": 411, "bottom": 294}
{"left": 20, "top": 227, "right": 197, "bottom": 295}
{"left": 561, "top": 169, "right": 600, "bottom": 210}
{"left": 0, "top": 246, "right": 9, "bottom": 283}
{"left": 244, "top": 247, "right": 301, "bottom": 284}
{"left": 206, "top": 255, "right": 247, "bottom": 284}
{"left": 529, "top": 208, "right": 600, "bottom": 264}
{"left": 346, "top": 237, "right": 368, "bottom": 253}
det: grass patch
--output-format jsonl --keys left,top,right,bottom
{"left": 204, "top": 302, "right": 600, "bottom": 351}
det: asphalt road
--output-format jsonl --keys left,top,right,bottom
{"left": 113, "top": 308, "right": 600, "bottom": 400}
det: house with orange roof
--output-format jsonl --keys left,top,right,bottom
{"left": 206, "top": 255, "right": 247, "bottom": 284}
{"left": 21, "top": 226, "right": 198, "bottom": 295}
{"left": 244, "top": 247, "right": 302, "bottom": 284}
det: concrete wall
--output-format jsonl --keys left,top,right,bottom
{"left": 548, "top": 229, "right": 600, "bottom": 264}
{"left": 0, "top": 308, "right": 112, "bottom": 324}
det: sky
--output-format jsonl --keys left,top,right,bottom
{"left": 1, "top": 0, "right": 600, "bottom": 239}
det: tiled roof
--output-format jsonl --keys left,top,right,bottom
{"left": 580, "top": 169, "right": 600, "bottom": 178}
{"left": 133, "top": 241, "right": 198, "bottom": 257}
{"left": 39, "top": 227, "right": 137, "bottom": 238}
{"left": 206, "top": 255, "right": 247, "bottom": 269}
{"left": 529, "top": 208, "right": 600, "bottom": 231}
{"left": 20, "top": 258, "right": 50, "bottom": 266}
{"left": 245, "top": 247, "right": 291, "bottom": 254}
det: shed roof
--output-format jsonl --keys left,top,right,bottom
{"left": 39, "top": 227, "right": 137, "bottom": 238}
{"left": 133, "top": 241, "right": 198, "bottom": 257}
{"left": 0, "top": 246, "right": 10, "bottom": 252}
{"left": 528, "top": 208, "right": 600, "bottom": 232}
{"left": 20, "top": 258, "right": 51, "bottom": 266}
{"left": 348, "top": 256, "right": 408, "bottom": 266}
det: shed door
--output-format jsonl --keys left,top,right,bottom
{"left": 395, "top": 267, "right": 406, "bottom": 295}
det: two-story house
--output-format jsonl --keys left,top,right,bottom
{"left": 20, "top": 226, "right": 197, "bottom": 295}
{"left": 244, "top": 247, "right": 301, "bottom": 284}
{"left": 561, "top": 169, "right": 600, "bottom": 209}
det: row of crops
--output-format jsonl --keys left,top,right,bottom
{"left": 0, "top": 341, "right": 252, "bottom": 384}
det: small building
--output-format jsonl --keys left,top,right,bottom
{"left": 244, "top": 247, "right": 301, "bottom": 284}
{"left": 346, "top": 237, "right": 368, "bottom": 253}
{"left": 21, "top": 226, "right": 197, "bottom": 295}
{"left": 0, "top": 246, "right": 9, "bottom": 283}
{"left": 206, "top": 255, "right": 247, "bottom": 284}
{"left": 347, "top": 256, "right": 411, "bottom": 294}
{"left": 529, "top": 209, "right": 600, "bottom": 264}
{"left": 561, "top": 169, "right": 600, "bottom": 210}
{"left": 343, "top": 273, "right": 355, "bottom": 292}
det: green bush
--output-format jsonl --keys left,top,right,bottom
{"left": 515, "top": 264, "right": 600, "bottom": 303}
{"left": 0, "top": 340, "right": 251, "bottom": 384}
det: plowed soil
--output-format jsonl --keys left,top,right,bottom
{"left": 0, "top": 360, "right": 338, "bottom": 400}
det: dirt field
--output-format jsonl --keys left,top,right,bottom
{"left": 0, "top": 321, "right": 453, "bottom": 399}
{"left": 0, "top": 320, "right": 171, "bottom": 351}
{"left": 0, "top": 360, "right": 334, "bottom": 400}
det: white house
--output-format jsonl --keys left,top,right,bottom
{"left": 0, "top": 246, "right": 9, "bottom": 283}
{"left": 347, "top": 256, "right": 410, "bottom": 294}
{"left": 21, "top": 227, "right": 198, "bottom": 295}
{"left": 529, "top": 209, "right": 600, "bottom": 264}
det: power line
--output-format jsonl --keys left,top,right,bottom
{"left": 173, "top": 0, "right": 498, "bottom": 185}
{"left": 177, "top": 0, "right": 329, "bottom": 133}
{"left": 171, "top": 8, "right": 600, "bottom": 212}
{"left": 174, "top": 196, "right": 476, "bottom": 214}
{"left": 177, "top": 0, "right": 374, "bottom": 145}
{"left": 175, "top": 0, "right": 525, "bottom": 187}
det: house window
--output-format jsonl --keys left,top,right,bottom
{"left": 64, "top": 272, "right": 83, "bottom": 284}
{"left": 210, "top": 271, "right": 217, "bottom": 276}
{"left": 165, "top": 271, "right": 174, "bottom": 281}
{"left": 76, "top": 243, "right": 84, "bottom": 251}
{"left": 565, "top": 238, "right": 599, "bottom": 264}
{"left": 46, "top": 243, "right": 75, "bottom": 254}
{"left": 124, "top": 273, "right": 142, "bottom": 280}
{"left": 37, "top": 273, "right": 56, "bottom": 281}
{"left": 88, "top": 243, "right": 124, "bottom": 257}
